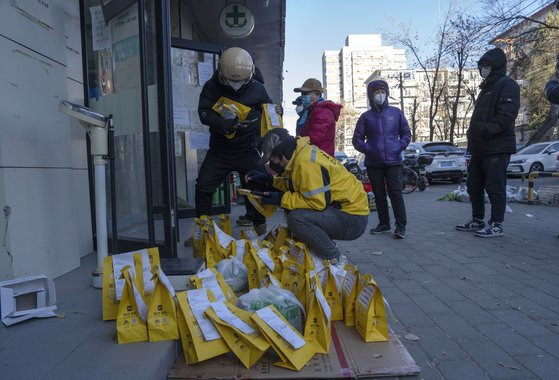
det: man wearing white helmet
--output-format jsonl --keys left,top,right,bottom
{"left": 191, "top": 47, "right": 274, "bottom": 239}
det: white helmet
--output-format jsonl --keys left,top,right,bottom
{"left": 219, "top": 47, "right": 254, "bottom": 90}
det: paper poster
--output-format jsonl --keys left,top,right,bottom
{"left": 173, "top": 107, "right": 189, "bottom": 129}
{"left": 188, "top": 132, "right": 210, "bottom": 150}
{"left": 198, "top": 62, "right": 214, "bottom": 86}
{"left": 90, "top": 6, "right": 111, "bottom": 51}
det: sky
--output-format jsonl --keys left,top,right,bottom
{"left": 280, "top": 0, "right": 473, "bottom": 134}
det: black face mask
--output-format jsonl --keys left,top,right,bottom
{"left": 269, "top": 161, "right": 285, "bottom": 175}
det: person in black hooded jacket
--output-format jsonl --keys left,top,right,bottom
{"left": 190, "top": 48, "right": 273, "bottom": 241}
{"left": 456, "top": 47, "right": 520, "bottom": 238}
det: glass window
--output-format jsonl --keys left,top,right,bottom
{"left": 517, "top": 144, "right": 547, "bottom": 155}
{"left": 422, "top": 143, "right": 459, "bottom": 153}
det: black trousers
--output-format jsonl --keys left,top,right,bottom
{"left": 195, "top": 149, "right": 266, "bottom": 225}
{"left": 466, "top": 154, "right": 510, "bottom": 223}
{"left": 367, "top": 165, "right": 407, "bottom": 228}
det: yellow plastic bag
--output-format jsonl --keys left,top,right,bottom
{"left": 191, "top": 268, "right": 237, "bottom": 304}
{"left": 176, "top": 289, "right": 230, "bottom": 364}
{"left": 237, "top": 189, "right": 277, "bottom": 218}
{"left": 272, "top": 225, "right": 289, "bottom": 253}
{"left": 243, "top": 246, "right": 264, "bottom": 290}
{"left": 354, "top": 277, "right": 389, "bottom": 342}
{"left": 192, "top": 217, "right": 206, "bottom": 258}
{"left": 304, "top": 279, "right": 332, "bottom": 354}
{"left": 205, "top": 302, "right": 270, "bottom": 368}
{"left": 251, "top": 305, "right": 316, "bottom": 371}
{"left": 212, "top": 97, "right": 252, "bottom": 139}
{"left": 260, "top": 103, "right": 283, "bottom": 136}
{"left": 323, "top": 265, "right": 344, "bottom": 321}
{"left": 342, "top": 264, "right": 359, "bottom": 327}
{"left": 116, "top": 265, "right": 148, "bottom": 344}
{"left": 102, "top": 256, "right": 119, "bottom": 321}
{"left": 217, "top": 214, "right": 232, "bottom": 235}
{"left": 202, "top": 227, "right": 226, "bottom": 268}
{"left": 280, "top": 259, "right": 306, "bottom": 304}
{"left": 147, "top": 266, "right": 179, "bottom": 342}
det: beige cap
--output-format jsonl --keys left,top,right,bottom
{"left": 294, "top": 78, "right": 323, "bottom": 93}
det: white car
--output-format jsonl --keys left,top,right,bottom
{"left": 507, "top": 141, "right": 559, "bottom": 175}
{"left": 405, "top": 142, "right": 467, "bottom": 183}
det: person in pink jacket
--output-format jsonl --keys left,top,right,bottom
{"left": 293, "top": 78, "right": 342, "bottom": 156}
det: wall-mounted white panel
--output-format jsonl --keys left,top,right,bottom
{"left": 72, "top": 170, "right": 93, "bottom": 258}
{"left": 2, "top": 167, "right": 80, "bottom": 279}
{"left": 0, "top": 0, "right": 66, "bottom": 65}
{"left": 66, "top": 78, "right": 88, "bottom": 170}
{"left": 0, "top": 36, "right": 73, "bottom": 168}
{"left": 64, "top": 1, "right": 83, "bottom": 83}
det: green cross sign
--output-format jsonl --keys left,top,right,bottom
{"left": 226, "top": 5, "right": 246, "bottom": 26}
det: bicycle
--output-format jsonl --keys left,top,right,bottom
{"left": 401, "top": 154, "right": 433, "bottom": 194}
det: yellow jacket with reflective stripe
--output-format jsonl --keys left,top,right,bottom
{"left": 272, "top": 137, "right": 369, "bottom": 216}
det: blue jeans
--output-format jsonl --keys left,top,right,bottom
{"left": 287, "top": 207, "right": 368, "bottom": 259}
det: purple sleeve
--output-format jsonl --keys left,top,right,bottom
{"left": 352, "top": 115, "right": 369, "bottom": 154}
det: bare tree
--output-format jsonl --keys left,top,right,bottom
{"left": 391, "top": 6, "right": 453, "bottom": 141}
{"left": 409, "top": 97, "right": 420, "bottom": 141}
{"left": 446, "top": 14, "right": 486, "bottom": 143}
{"left": 335, "top": 101, "right": 360, "bottom": 152}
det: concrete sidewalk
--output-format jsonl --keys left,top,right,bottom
{"left": 339, "top": 181, "right": 559, "bottom": 379}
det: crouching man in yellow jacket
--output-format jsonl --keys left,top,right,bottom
{"left": 247, "top": 128, "right": 369, "bottom": 262}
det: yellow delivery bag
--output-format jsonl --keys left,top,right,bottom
{"left": 176, "top": 289, "right": 230, "bottom": 364}
{"left": 260, "top": 103, "right": 283, "bottom": 136}
{"left": 116, "top": 265, "right": 149, "bottom": 344}
{"left": 212, "top": 97, "right": 252, "bottom": 139}
{"left": 251, "top": 305, "right": 317, "bottom": 371}
{"left": 191, "top": 268, "right": 237, "bottom": 304}
{"left": 354, "top": 276, "right": 389, "bottom": 342}
{"left": 147, "top": 266, "right": 179, "bottom": 342}
{"left": 342, "top": 264, "right": 359, "bottom": 327}
{"left": 323, "top": 265, "right": 344, "bottom": 321}
{"left": 304, "top": 279, "right": 332, "bottom": 354}
{"left": 205, "top": 301, "right": 270, "bottom": 368}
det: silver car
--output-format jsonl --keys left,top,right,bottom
{"left": 405, "top": 142, "right": 467, "bottom": 183}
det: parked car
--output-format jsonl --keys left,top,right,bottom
{"left": 405, "top": 142, "right": 467, "bottom": 183}
{"left": 507, "top": 141, "right": 559, "bottom": 175}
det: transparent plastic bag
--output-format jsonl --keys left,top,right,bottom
{"left": 236, "top": 286, "right": 305, "bottom": 333}
{"left": 216, "top": 257, "right": 248, "bottom": 292}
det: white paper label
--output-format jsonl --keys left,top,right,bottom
{"left": 357, "top": 284, "right": 375, "bottom": 309}
{"left": 213, "top": 221, "right": 235, "bottom": 248}
{"left": 329, "top": 265, "right": 347, "bottom": 294}
{"left": 158, "top": 268, "right": 176, "bottom": 297}
{"left": 315, "top": 286, "right": 331, "bottom": 322}
{"left": 210, "top": 302, "right": 255, "bottom": 334}
{"left": 139, "top": 250, "right": 155, "bottom": 295}
{"left": 201, "top": 276, "right": 226, "bottom": 302}
{"left": 235, "top": 239, "right": 246, "bottom": 262}
{"left": 268, "top": 274, "right": 282, "bottom": 288}
{"left": 256, "top": 249, "right": 275, "bottom": 271}
{"left": 187, "top": 289, "right": 221, "bottom": 341}
{"left": 243, "top": 228, "right": 258, "bottom": 241}
{"left": 256, "top": 307, "right": 305, "bottom": 349}
{"left": 250, "top": 238, "right": 260, "bottom": 250}
{"left": 266, "top": 103, "right": 281, "bottom": 127}
{"left": 112, "top": 252, "right": 136, "bottom": 301}
{"left": 342, "top": 270, "right": 356, "bottom": 296}
{"left": 130, "top": 279, "right": 148, "bottom": 322}
{"left": 196, "top": 268, "right": 214, "bottom": 279}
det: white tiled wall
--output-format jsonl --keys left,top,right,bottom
{"left": 0, "top": 0, "right": 92, "bottom": 280}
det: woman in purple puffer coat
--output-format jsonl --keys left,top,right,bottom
{"left": 352, "top": 80, "right": 411, "bottom": 239}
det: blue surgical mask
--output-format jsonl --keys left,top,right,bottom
{"left": 300, "top": 94, "right": 312, "bottom": 107}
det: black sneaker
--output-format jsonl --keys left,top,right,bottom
{"left": 394, "top": 226, "right": 405, "bottom": 239}
{"left": 370, "top": 224, "right": 391, "bottom": 234}
{"left": 475, "top": 221, "right": 503, "bottom": 238}
{"left": 455, "top": 219, "right": 485, "bottom": 231}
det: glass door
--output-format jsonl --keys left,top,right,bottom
{"left": 81, "top": 0, "right": 178, "bottom": 256}
{"left": 170, "top": 38, "right": 230, "bottom": 219}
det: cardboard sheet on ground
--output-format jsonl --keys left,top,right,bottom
{"left": 168, "top": 322, "right": 420, "bottom": 379}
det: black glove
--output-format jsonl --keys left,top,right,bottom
{"left": 246, "top": 170, "right": 272, "bottom": 186}
{"left": 261, "top": 191, "right": 282, "bottom": 206}
{"left": 217, "top": 117, "right": 238, "bottom": 135}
